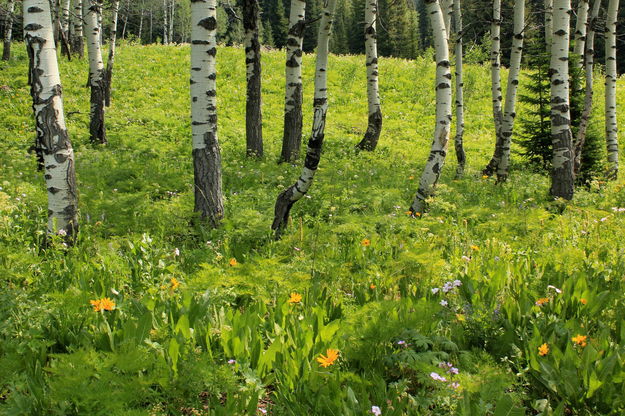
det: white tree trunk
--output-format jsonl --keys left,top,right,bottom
{"left": 105, "top": 0, "right": 120, "bottom": 107}
{"left": 355, "top": 0, "right": 383, "bottom": 151}
{"left": 494, "top": 0, "right": 525, "bottom": 182}
{"left": 483, "top": 0, "right": 502, "bottom": 175}
{"left": 23, "top": 0, "right": 79, "bottom": 239}
{"left": 2, "top": 0, "right": 15, "bottom": 60}
{"left": 169, "top": 0, "right": 174, "bottom": 43}
{"left": 409, "top": 0, "right": 451, "bottom": 215}
{"left": 440, "top": 0, "right": 453, "bottom": 38}
{"left": 83, "top": 0, "right": 106, "bottom": 143}
{"left": 453, "top": 0, "right": 465, "bottom": 175}
{"left": 573, "top": 0, "right": 589, "bottom": 61}
{"left": 550, "top": 0, "right": 575, "bottom": 199}
{"left": 72, "top": 0, "right": 83, "bottom": 57}
{"left": 574, "top": 0, "right": 601, "bottom": 174}
{"left": 544, "top": 0, "right": 553, "bottom": 47}
{"left": 163, "top": 0, "right": 168, "bottom": 44}
{"left": 191, "top": 0, "right": 224, "bottom": 225}
{"left": 280, "top": 0, "right": 306, "bottom": 162}
{"left": 61, "top": 0, "right": 71, "bottom": 34}
{"left": 273, "top": 0, "right": 337, "bottom": 235}
{"left": 605, "top": 0, "right": 619, "bottom": 179}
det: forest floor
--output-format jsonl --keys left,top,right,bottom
{"left": 1, "top": 43, "right": 625, "bottom": 415}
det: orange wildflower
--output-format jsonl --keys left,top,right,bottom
{"left": 170, "top": 277, "right": 180, "bottom": 291}
{"left": 317, "top": 348, "right": 339, "bottom": 368}
{"left": 572, "top": 334, "right": 587, "bottom": 347}
{"left": 370, "top": 284, "right": 376, "bottom": 289}
{"left": 538, "top": 343, "right": 549, "bottom": 356}
{"left": 580, "top": 298, "right": 587, "bottom": 305}
{"left": 229, "top": 258, "right": 238, "bottom": 267}
{"left": 361, "top": 239, "right": 371, "bottom": 247}
{"left": 90, "top": 297, "right": 115, "bottom": 312}
{"left": 535, "top": 297, "right": 550, "bottom": 306}
{"left": 288, "top": 292, "right": 302, "bottom": 304}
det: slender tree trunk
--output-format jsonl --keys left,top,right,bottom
{"left": 550, "top": 0, "right": 574, "bottom": 198}
{"left": 494, "top": 0, "right": 525, "bottom": 182}
{"left": 24, "top": 0, "right": 79, "bottom": 241}
{"left": 191, "top": 0, "right": 224, "bottom": 226}
{"left": 483, "top": 0, "right": 502, "bottom": 175}
{"left": 440, "top": 0, "right": 452, "bottom": 36}
{"left": 52, "top": 0, "right": 61, "bottom": 45}
{"left": 163, "top": 0, "right": 168, "bottom": 43}
{"left": 169, "top": 0, "right": 174, "bottom": 43}
{"left": 2, "top": 0, "right": 15, "bottom": 60}
{"left": 84, "top": 0, "right": 107, "bottom": 144}
{"left": 72, "top": 0, "right": 84, "bottom": 57}
{"left": 272, "top": 0, "right": 337, "bottom": 236}
{"left": 150, "top": 7, "right": 153, "bottom": 43}
{"left": 453, "top": 0, "right": 465, "bottom": 175}
{"left": 544, "top": 0, "right": 553, "bottom": 47}
{"left": 573, "top": 0, "right": 589, "bottom": 60}
{"left": 60, "top": 0, "right": 71, "bottom": 55}
{"left": 574, "top": 0, "right": 601, "bottom": 174}
{"left": 280, "top": 0, "right": 306, "bottom": 162}
{"left": 104, "top": 0, "right": 120, "bottom": 107}
{"left": 355, "top": 0, "right": 383, "bottom": 151}
{"left": 138, "top": 0, "right": 145, "bottom": 42}
{"left": 243, "top": 0, "right": 263, "bottom": 157}
{"left": 409, "top": 0, "right": 451, "bottom": 215}
{"left": 605, "top": 0, "right": 619, "bottom": 179}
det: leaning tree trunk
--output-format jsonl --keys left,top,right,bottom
{"left": 605, "top": 0, "right": 619, "bottom": 179}
{"left": 272, "top": 0, "right": 337, "bottom": 236}
{"left": 483, "top": 0, "right": 502, "bottom": 176}
{"left": 24, "top": 0, "right": 79, "bottom": 240}
{"left": 72, "top": 0, "right": 84, "bottom": 57}
{"left": 104, "top": 0, "right": 120, "bottom": 107}
{"left": 83, "top": 0, "right": 106, "bottom": 144}
{"left": 452, "top": 0, "right": 465, "bottom": 176}
{"left": 280, "top": 0, "right": 306, "bottom": 162}
{"left": 550, "top": 0, "right": 575, "bottom": 199}
{"left": 494, "top": 0, "right": 525, "bottom": 182}
{"left": 355, "top": 0, "right": 383, "bottom": 151}
{"left": 243, "top": 0, "right": 263, "bottom": 157}
{"left": 544, "top": 0, "right": 553, "bottom": 47}
{"left": 2, "top": 0, "right": 15, "bottom": 60}
{"left": 574, "top": 0, "right": 601, "bottom": 174}
{"left": 409, "top": 0, "right": 451, "bottom": 215}
{"left": 190, "top": 0, "right": 224, "bottom": 226}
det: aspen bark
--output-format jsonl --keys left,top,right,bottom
{"left": 163, "top": 0, "right": 169, "bottom": 43}
{"left": 280, "top": 0, "right": 306, "bottom": 162}
{"left": 2, "top": 0, "right": 15, "bottom": 60}
{"left": 72, "top": 0, "right": 84, "bottom": 57}
{"left": 544, "top": 0, "right": 553, "bottom": 47}
{"left": 572, "top": 0, "right": 589, "bottom": 61}
{"left": 169, "top": 0, "right": 174, "bottom": 42}
{"left": 273, "top": 0, "right": 337, "bottom": 235}
{"left": 409, "top": 0, "right": 451, "bottom": 215}
{"left": 83, "top": 0, "right": 106, "bottom": 144}
{"left": 550, "top": 0, "right": 574, "bottom": 199}
{"left": 191, "top": 0, "right": 224, "bottom": 226}
{"left": 243, "top": 0, "right": 263, "bottom": 157}
{"left": 483, "top": 0, "right": 502, "bottom": 176}
{"left": 453, "top": 0, "right": 465, "bottom": 175}
{"left": 494, "top": 0, "right": 525, "bottom": 182}
{"left": 24, "top": 0, "right": 79, "bottom": 240}
{"left": 605, "top": 0, "right": 619, "bottom": 179}
{"left": 355, "top": 0, "right": 383, "bottom": 151}
{"left": 440, "top": 0, "right": 452, "bottom": 37}
{"left": 104, "top": 0, "right": 120, "bottom": 107}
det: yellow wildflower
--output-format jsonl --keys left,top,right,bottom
{"left": 482, "top": 175, "right": 489, "bottom": 179}
{"left": 572, "top": 334, "right": 587, "bottom": 347}
{"left": 361, "top": 238, "right": 371, "bottom": 247}
{"left": 288, "top": 292, "right": 302, "bottom": 304}
{"left": 538, "top": 343, "right": 549, "bottom": 356}
{"left": 470, "top": 245, "right": 479, "bottom": 251}
{"left": 170, "top": 277, "right": 180, "bottom": 291}
{"left": 229, "top": 258, "right": 237, "bottom": 267}
{"left": 317, "top": 348, "right": 339, "bottom": 368}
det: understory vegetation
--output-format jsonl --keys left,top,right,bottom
{"left": 1, "top": 43, "right": 625, "bottom": 415}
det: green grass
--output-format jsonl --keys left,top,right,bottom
{"left": 1, "top": 42, "right": 625, "bottom": 415}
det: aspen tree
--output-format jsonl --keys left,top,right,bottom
{"left": 549, "top": 0, "right": 575, "bottom": 199}
{"left": 572, "top": 0, "right": 589, "bottom": 62}
{"left": 24, "top": 0, "right": 79, "bottom": 240}
{"left": 409, "top": 0, "right": 451, "bottom": 215}
{"left": 452, "top": 0, "right": 465, "bottom": 175}
{"left": 280, "top": 0, "right": 306, "bottom": 162}
{"left": 163, "top": 0, "right": 169, "bottom": 43}
{"left": 72, "top": 0, "right": 84, "bottom": 57}
{"left": 483, "top": 0, "right": 502, "bottom": 176}
{"left": 2, "top": 0, "right": 15, "bottom": 60}
{"left": 544, "top": 0, "right": 553, "bottom": 46}
{"left": 605, "top": 0, "right": 619, "bottom": 179}
{"left": 104, "top": 0, "right": 120, "bottom": 107}
{"left": 355, "top": 0, "right": 383, "bottom": 151}
{"left": 190, "top": 0, "right": 224, "bottom": 225}
{"left": 243, "top": 0, "right": 263, "bottom": 157}
{"left": 273, "top": 0, "right": 337, "bottom": 235}
{"left": 83, "top": 0, "right": 107, "bottom": 143}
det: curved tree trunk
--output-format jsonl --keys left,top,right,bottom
{"left": 3, "top": 0, "right": 15, "bottom": 60}
{"left": 280, "top": 0, "right": 306, "bottom": 162}
{"left": 355, "top": 0, "right": 383, "bottom": 151}
{"left": 191, "top": 0, "right": 224, "bottom": 226}
{"left": 409, "top": 0, "right": 451, "bottom": 215}
{"left": 574, "top": 0, "right": 601, "bottom": 174}
{"left": 494, "top": 0, "right": 525, "bottom": 182}
{"left": 84, "top": 0, "right": 107, "bottom": 144}
{"left": 483, "top": 0, "right": 502, "bottom": 176}
{"left": 243, "top": 0, "right": 263, "bottom": 157}
{"left": 605, "top": 0, "right": 619, "bottom": 179}
{"left": 550, "top": 0, "right": 574, "bottom": 199}
{"left": 105, "top": 0, "right": 120, "bottom": 107}
{"left": 72, "top": 0, "right": 84, "bottom": 58}
{"left": 272, "top": 0, "right": 337, "bottom": 236}
{"left": 544, "top": 0, "right": 553, "bottom": 47}
{"left": 453, "top": 0, "right": 465, "bottom": 176}
{"left": 24, "top": 0, "right": 79, "bottom": 241}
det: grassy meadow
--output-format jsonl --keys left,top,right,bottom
{"left": 1, "top": 42, "right": 625, "bottom": 415}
